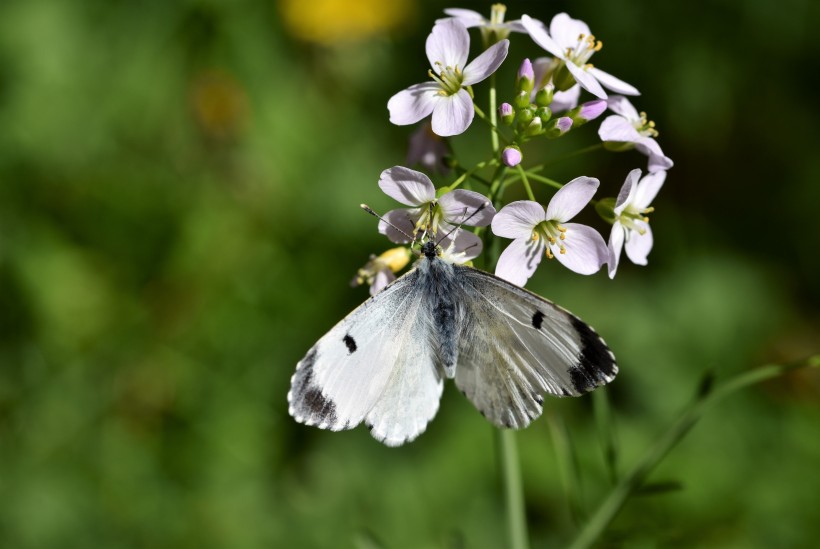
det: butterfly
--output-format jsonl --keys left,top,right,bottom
{"left": 288, "top": 227, "right": 618, "bottom": 446}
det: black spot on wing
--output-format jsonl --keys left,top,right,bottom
{"left": 343, "top": 334, "right": 357, "bottom": 354}
{"left": 290, "top": 347, "right": 338, "bottom": 424}
{"left": 569, "top": 316, "right": 617, "bottom": 393}
{"left": 532, "top": 310, "right": 545, "bottom": 330}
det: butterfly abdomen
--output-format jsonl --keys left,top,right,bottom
{"left": 421, "top": 256, "right": 463, "bottom": 378}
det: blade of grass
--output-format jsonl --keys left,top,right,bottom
{"left": 568, "top": 355, "right": 820, "bottom": 549}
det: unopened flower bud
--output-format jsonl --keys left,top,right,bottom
{"left": 512, "top": 90, "right": 530, "bottom": 110}
{"left": 499, "top": 102, "right": 515, "bottom": 125}
{"left": 569, "top": 99, "right": 607, "bottom": 127}
{"left": 516, "top": 58, "right": 534, "bottom": 94}
{"left": 516, "top": 106, "right": 534, "bottom": 132}
{"left": 535, "top": 83, "right": 554, "bottom": 107}
{"left": 535, "top": 106, "right": 552, "bottom": 125}
{"left": 524, "top": 117, "right": 543, "bottom": 137}
{"left": 595, "top": 197, "right": 617, "bottom": 224}
{"left": 545, "top": 116, "right": 573, "bottom": 138}
{"left": 501, "top": 146, "right": 522, "bottom": 167}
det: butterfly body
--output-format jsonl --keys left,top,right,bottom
{"left": 288, "top": 241, "right": 617, "bottom": 446}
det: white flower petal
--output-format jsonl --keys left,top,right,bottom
{"left": 565, "top": 61, "right": 607, "bottom": 99}
{"left": 598, "top": 115, "right": 642, "bottom": 143}
{"left": 553, "top": 223, "right": 608, "bottom": 275}
{"left": 634, "top": 137, "right": 674, "bottom": 172}
{"left": 550, "top": 85, "right": 581, "bottom": 112}
{"left": 427, "top": 19, "right": 469, "bottom": 69}
{"left": 606, "top": 95, "right": 640, "bottom": 121}
{"left": 378, "top": 208, "right": 422, "bottom": 244}
{"left": 491, "top": 200, "right": 545, "bottom": 239}
{"left": 531, "top": 56, "right": 559, "bottom": 91}
{"left": 546, "top": 176, "right": 599, "bottom": 222}
{"left": 441, "top": 229, "right": 483, "bottom": 262}
{"left": 634, "top": 171, "right": 666, "bottom": 209}
{"left": 625, "top": 223, "right": 653, "bottom": 265}
{"left": 462, "top": 39, "right": 509, "bottom": 86}
{"left": 431, "top": 89, "right": 474, "bottom": 136}
{"left": 379, "top": 166, "right": 436, "bottom": 206}
{"left": 495, "top": 237, "right": 545, "bottom": 287}
{"left": 614, "top": 169, "right": 642, "bottom": 215}
{"left": 608, "top": 223, "right": 626, "bottom": 279}
{"left": 589, "top": 67, "right": 639, "bottom": 96}
{"left": 440, "top": 8, "right": 486, "bottom": 27}
{"left": 388, "top": 82, "right": 440, "bottom": 126}
{"left": 439, "top": 189, "right": 495, "bottom": 226}
{"left": 549, "top": 13, "right": 591, "bottom": 50}
{"left": 521, "top": 15, "right": 565, "bottom": 59}
{"left": 370, "top": 269, "right": 395, "bottom": 296}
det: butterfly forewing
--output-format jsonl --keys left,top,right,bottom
{"left": 453, "top": 266, "right": 617, "bottom": 429}
{"left": 288, "top": 269, "right": 444, "bottom": 446}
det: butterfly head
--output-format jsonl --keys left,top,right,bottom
{"left": 420, "top": 240, "right": 440, "bottom": 259}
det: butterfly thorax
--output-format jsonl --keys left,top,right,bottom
{"left": 417, "top": 251, "right": 463, "bottom": 378}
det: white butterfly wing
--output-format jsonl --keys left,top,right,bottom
{"left": 288, "top": 269, "right": 444, "bottom": 447}
{"left": 453, "top": 266, "right": 617, "bottom": 429}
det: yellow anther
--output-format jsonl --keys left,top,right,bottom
{"left": 560, "top": 233, "right": 566, "bottom": 240}
{"left": 548, "top": 236, "right": 556, "bottom": 244}
{"left": 531, "top": 232, "right": 539, "bottom": 241}
{"left": 545, "top": 246, "right": 554, "bottom": 259}
{"left": 585, "top": 63, "right": 594, "bottom": 70}
{"left": 595, "top": 40, "right": 603, "bottom": 51}
{"left": 643, "top": 207, "right": 655, "bottom": 213}
{"left": 559, "top": 246, "right": 566, "bottom": 254}
{"left": 557, "top": 225, "right": 567, "bottom": 232}
{"left": 643, "top": 217, "right": 650, "bottom": 223}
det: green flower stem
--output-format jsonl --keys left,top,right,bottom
{"left": 569, "top": 355, "right": 820, "bottom": 549}
{"left": 443, "top": 159, "right": 497, "bottom": 192}
{"left": 485, "top": 71, "right": 528, "bottom": 549}
{"left": 546, "top": 411, "right": 584, "bottom": 525}
{"left": 497, "top": 429, "right": 530, "bottom": 549}
{"left": 474, "top": 103, "right": 509, "bottom": 146}
{"left": 489, "top": 73, "right": 500, "bottom": 153}
{"left": 502, "top": 171, "right": 562, "bottom": 192}
{"left": 516, "top": 165, "right": 536, "bottom": 201}
{"left": 592, "top": 389, "right": 619, "bottom": 485}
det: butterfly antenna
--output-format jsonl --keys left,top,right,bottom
{"left": 436, "top": 201, "right": 490, "bottom": 246}
{"left": 360, "top": 204, "right": 415, "bottom": 243}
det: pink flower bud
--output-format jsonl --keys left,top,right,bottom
{"left": 516, "top": 58, "right": 534, "bottom": 93}
{"left": 501, "top": 146, "right": 522, "bottom": 167}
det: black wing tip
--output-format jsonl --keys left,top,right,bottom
{"left": 569, "top": 316, "right": 618, "bottom": 394}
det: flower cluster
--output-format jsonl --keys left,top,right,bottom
{"left": 356, "top": 5, "right": 673, "bottom": 291}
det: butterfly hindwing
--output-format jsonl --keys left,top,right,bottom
{"left": 452, "top": 266, "right": 617, "bottom": 429}
{"left": 288, "top": 269, "right": 444, "bottom": 446}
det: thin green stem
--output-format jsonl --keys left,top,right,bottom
{"left": 546, "top": 411, "right": 584, "bottom": 525}
{"left": 474, "top": 103, "right": 510, "bottom": 146}
{"left": 569, "top": 355, "right": 820, "bottom": 549}
{"left": 486, "top": 70, "right": 528, "bottom": 549}
{"left": 592, "top": 389, "right": 618, "bottom": 485}
{"left": 498, "top": 429, "right": 529, "bottom": 549}
{"left": 489, "top": 73, "right": 500, "bottom": 153}
{"left": 443, "top": 159, "right": 497, "bottom": 192}
{"left": 516, "top": 165, "right": 536, "bottom": 201}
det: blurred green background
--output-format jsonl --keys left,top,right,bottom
{"left": 1, "top": 0, "right": 818, "bottom": 547}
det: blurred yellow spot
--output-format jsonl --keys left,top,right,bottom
{"left": 278, "top": 0, "right": 414, "bottom": 45}
{"left": 379, "top": 246, "right": 412, "bottom": 273}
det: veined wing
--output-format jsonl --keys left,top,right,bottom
{"left": 453, "top": 266, "right": 617, "bottom": 429}
{"left": 288, "top": 269, "right": 444, "bottom": 446}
